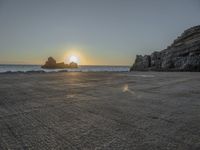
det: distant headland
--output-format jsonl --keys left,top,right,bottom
{"left": 130, "top": 25, "right": 200, "bottom": 72}
{"left": 41, "top": 57, "right": 78, "bottom": 69}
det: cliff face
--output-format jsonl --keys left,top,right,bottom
{"left": 130, "top": 25, "right": 200, "bottom": 71}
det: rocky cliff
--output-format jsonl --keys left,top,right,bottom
{"left": 130, "top": 25, "right": 200, "bottom": 71}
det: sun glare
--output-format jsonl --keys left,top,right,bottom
{"left": 69, "top": 55, "right": 79, "bottom": 64}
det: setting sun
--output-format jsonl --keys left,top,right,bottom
{"left": 69, "top": 55, "right": 79, "bottom": 64}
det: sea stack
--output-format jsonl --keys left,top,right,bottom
{"left": 42, "top": 57, "right": 78, "bottom": 69}
{"left": 130, "top": 25, "right": 200, "bottom": 71}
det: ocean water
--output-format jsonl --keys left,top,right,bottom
{"left": 0, "top": 64, "right": 130, "bottom": 73}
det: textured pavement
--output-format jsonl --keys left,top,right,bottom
{"left": 0, "top": 72, "right": 199, "bottom": 150}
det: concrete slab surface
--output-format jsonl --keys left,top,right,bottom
{"left": 0, "top": 72, "right": 199, "bottom": 150}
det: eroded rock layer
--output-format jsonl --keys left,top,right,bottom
{"left": 130, "top": 25, "right": 200, "bottom": 71}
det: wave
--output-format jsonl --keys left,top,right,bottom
{"left": 0, "top": 65, "right": 130, "bottom": 74}
{"left": 0, "top": 70, "right": 130, "bottom": 74}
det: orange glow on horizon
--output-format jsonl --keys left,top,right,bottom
{"left": 62, "top": 47, "right": 91, "bottom": 65}
{"left": 55, "top": 46, "right": 129, "bottom": 66}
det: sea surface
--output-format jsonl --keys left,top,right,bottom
{"left": 0, "top": 64, "right": 130, "bottom": 73}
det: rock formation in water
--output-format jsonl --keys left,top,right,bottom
{"left": 130, "top": 25, "right": 200, "bottom": 71}
{"left": 69, "top": 62, "right": 78, "bottom": 68}
{"left": 42, "top": 57, "right": 78, "bottom": 69}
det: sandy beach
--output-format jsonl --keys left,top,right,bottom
{"left": 0, "top": 72, "right": 199, "bottom": 150}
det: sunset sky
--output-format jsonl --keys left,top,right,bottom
{"left": 0, "top": 0, "right": 200, "bottom": 65}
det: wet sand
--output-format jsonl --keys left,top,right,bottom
{"left": 0, "top": 72, "right": 200, "bottom": 150}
